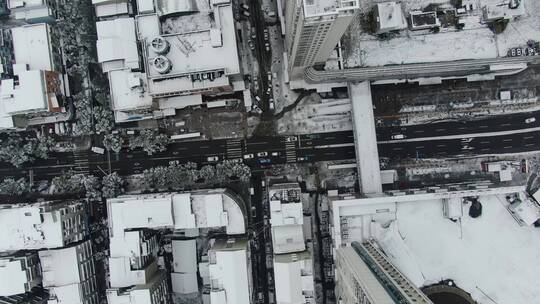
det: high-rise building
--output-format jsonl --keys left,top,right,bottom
{"left": 284, "top": 0, "right": 359, "bottom": 77}
{"left": 335, "top": 241, "right": 432, "bottom": 304}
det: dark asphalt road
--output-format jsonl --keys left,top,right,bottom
{"left": 376, "top": 110, "right": 540, "bottom": 140}
{"left": 1, "top": 127, "right": 540, "bottom": 181}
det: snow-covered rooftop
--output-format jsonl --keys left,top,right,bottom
{"left": 0, "top": 204, "right": 64, "bottom": 251}
{"left": 11, "top": 23, "right": 53, "bottom": 71}
{"left": 92, "top": 0, "right": 129, "bottom": 18}
{"left": 268, "top": 202, "right": 302, "bottom": 248}
{"left": 0, "top": 69, "right": 49, "bottom": 115}
{"left": 107, "top": 190, "right": 245, "bottom": 238}
{"left": 96, "top": 18, "right": 140, "bottom": 73}
{"left": 7, "top": 0, "right": 54, "bottom": 22}
{"left": 273, "top": 251, "right": 314, "bottom": 304}
{"left": 107, "top": 270, "right": 169, "bottom": 304}
{"left": 329, "top": 184, "right": 526, "bottom": 247}
{"left": 303, "top": 0, "right": 360, "bottom": 17}
{"left": 171, "top": 239, "right": 198, "bottom": 294}
{"left": 205, "top": 238, "right": 251, "bottom": 304}
{"left": 108, "top": 69, "right": 153, "bottom": 121}
{"left": 136, "top": 0, "right": 154, "bottom": 14}
{"left": 0, "top": 254, "right": 39, "bottom": 296}
{"left": 143, "top": 2, "right": 240, "bottom": 77}
{"left": 344, "top": 0, "right": 538, "bottom": 68}
{"left": 374, "top": 2, "right": 407, "bottom": 34}
{"left": 38, "top": 240, "right": 97, "bottom": 304}
{"left": 139, "top": 0, "right": 241, "bottom": 96}
{"left": 109, "top": 258, "right": 158, "bottom": 288}
{"left": 374, "top": 193, "right": 540, "bottom": 304}
{"left": 39, "top": 247, "right": 80, "bottom": 287}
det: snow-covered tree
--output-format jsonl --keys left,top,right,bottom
{"left": 0, "top": 134, "right": 55, "bottom": 168}
{"left": 0, "top": 178, "right": 28, "bottom": 195}
{"left": 129, "top": 129, "right": 171, "bottom": 155}
{"left": 103, "top": 134, "right": 123, "bottom": 153}
{"left": 52, "top": 172, "right": 101, "bottom": 200}
{"left": 102, "top": 172, "right": 124, "bottom": 198}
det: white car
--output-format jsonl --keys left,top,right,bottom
{"left": 207, "top": 156, "right": 219, "bottom": 162}
{"left": 257, "top": 152, "right": 268, "bottom": 157}
{"left": 391, "top": 134, "right": 405, "bottom": 140}
{"left": 91, "top": 147, "right": 105, "bottom": 154}
{"left": 525, "top": 117, "right": 536, "bottom": 124}
{"left": 285, "top": 136, "right": 297, "bottom": 142}
{"left": 271, "top": 152, "right": 280, "bottom": 157}
{"left": 243, "top": 154, "right": 254, "bottom": 159}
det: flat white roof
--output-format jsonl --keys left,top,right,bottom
{"left": 11, "top": 23, "right": 53, "bottom": 71}
{"left": 0, "top": 258, "right": 30, "bottom": 296}
{"left": 171, "top": 272, "right": 198, "bottom": 294}
{"left": 270, "top": 200, "right": 305, "bottom": 254}
{"left": 48, "top": 284, "right": 84, "bottom": 304}
{"left": 109, "top": 258, "right": 157, "bottom": 288}
{"left": 172, "top": 239, "right": 197, "bottom": 274}
{"left": 303, "top": 0, "right": 359, "bottom": 17}
{"left": 208, "top": 240, "right": 250, "bottom": 304}
{"left": 8, "top": 0, "right": 46, "bottom": 8}
{"left": 0, "top": 205, "right": 64, "bottom": 251}
{"left": 93, "top": 1, "right": 129, "bottom": 18}
{"left": 108, "top": 191, "right": 245, "bottom": 237}
{"left": 137, "top": 0, "right": 155, "bottom": 13}
{"left": 375, "top": 193, "right": 540, "bottom": 304}
{"left": 108, "top": 69, "right": 153, "bottom": 111}
{"left": 273, "top": 253, "right": 313, "bottom": 304}
{"left": 110, "top": 230, "right": 145, "bottom": 258}
{"left": 96, "top": 18, "right": 140, "bottom": 72}
{"left": 0, "top": 69, "right": 48, "bottom": 115}
{"left": 109, "top": 196, "right": 174, "bottom": 236}
{"left": 39, "top": 246, "right": 80, "bottom": 287}
{"left": 375, "top": 2, "right": 407, "bottom": 32}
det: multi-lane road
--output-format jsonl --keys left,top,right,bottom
{"left": 376, "top": 110, "right": 540, "bottom": 140}
{"left": 2, "top": 121, "right": 540, "bottom": 181}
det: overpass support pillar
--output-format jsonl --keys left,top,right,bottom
{"left": 349, "top": 81, "right": 382, "bottom": 194}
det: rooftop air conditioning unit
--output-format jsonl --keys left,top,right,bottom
{"left": 153, "top": 56, "right": 172, "bottom": 74}
{"left": 150, "top": 36, "right": 170, "bottom": 55}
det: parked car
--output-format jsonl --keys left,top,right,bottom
{"left": 271, "top": 152, "right": 280, "bottom": 157}
{"left": 207, "top": 156, "right": 219, "bottom": 162}
{"left": 91, "top": 147, "right": 105, "bottom": 154}
{"left": 391, "top": 134, "right": 405, "bottom": 140}
{"left": 525, "top": 117, "right": 536, "bottom": 124}
{"left": 257, "top": 152, "right": 268, "bottom": 157}
{"left": 243, "top": 154, "right": 254, "bottom": 159}
{"left": 285, "top": 136, "right": 297, "bottom": 142}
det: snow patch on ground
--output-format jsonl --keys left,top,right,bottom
{"left": 375, "top": 195, "right": 540, "bottom": 304}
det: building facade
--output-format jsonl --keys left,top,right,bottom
{"left": 285, "top": 0, "right": 359, "bottom": 77}
{"left": 335, "top": 241, "right": 432, "bottom": 304}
